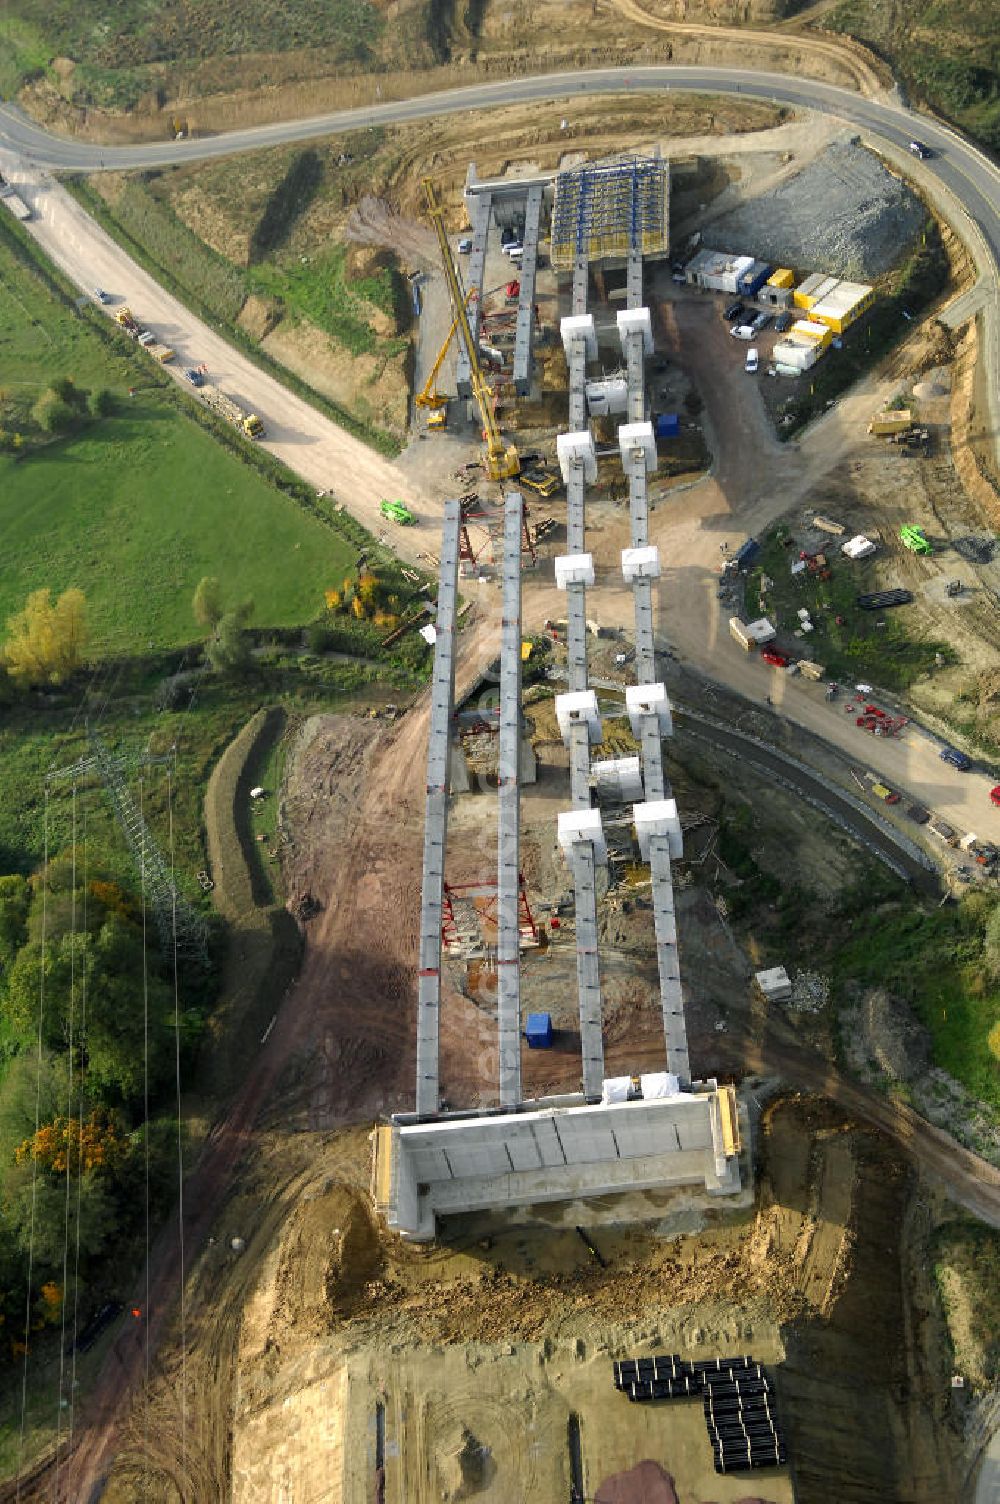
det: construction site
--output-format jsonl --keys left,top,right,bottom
{"left": 8, "top": 76, "right": 1000, "bottom": 1504}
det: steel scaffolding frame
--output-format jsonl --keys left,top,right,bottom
{"left": 551, "top": 156, "right": 669, "bottom": 269}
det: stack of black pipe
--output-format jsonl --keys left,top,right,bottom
{"left": 703, "top": 1369, "right": 786, "bottom": 1473}
{"left": 611, "top": 1353, "right": 787, "bottom": 1473}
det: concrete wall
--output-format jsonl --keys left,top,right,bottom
{"left": 383, "top": 1092, "right": 741, "bottom": 1239}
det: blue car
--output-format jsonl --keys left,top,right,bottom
{"left": 183, "top": 367, "right": 204, "bottom": 387}
{"left": 940, "top": 746, "right": 971, "bottom": 771}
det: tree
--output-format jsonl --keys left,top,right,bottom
{"left": 89, "top": 388, "right": 114, "bottom": 418}
{"left": 192, "top": 577, "right": 253, "bottom": 675}
{"left": 192, "top": 575, "right": 224, "bottom": 629}
{"left": 3, "top": 587, "right": 88, "bottom": 687}
{"left": 31, "top": 392, "right": 76, "bottom": 434}
{"left": 0, "top": 876, "right": 30, "bottom": 978}
{"left": 985, "top": 903, "right": 1000, "bottom": 982}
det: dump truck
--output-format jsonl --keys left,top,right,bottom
{"left": 199, "top": 383, "right": 264, "bottom": 438}
{"left": 0, "top": 177, "right": 31, "bottom": 221}
{"left": 868, "top": 409, "right": 913, "bottom": 437}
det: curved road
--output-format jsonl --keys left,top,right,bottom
{"left": 0, "top": 67, "right": 998, "bottom": 263}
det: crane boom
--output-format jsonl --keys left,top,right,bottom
{"left": 422, "top": 178, "right": 519, "bottom": 482}
{"left": 415, "top": 287, "right": 475, "bottom": 410}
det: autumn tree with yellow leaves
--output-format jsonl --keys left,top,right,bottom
{"left": 3, "top": 587, "right": 88, "bottom": 687}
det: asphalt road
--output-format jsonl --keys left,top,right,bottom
{"left": 1, "top": 63, "right": 997, "bottom": 494}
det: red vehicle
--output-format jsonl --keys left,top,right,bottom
{"left": 991, "top": 786, "right": 1000, "bottom": 808}
{"left": 761, "top": 649, "right": 790, "bottom": 668}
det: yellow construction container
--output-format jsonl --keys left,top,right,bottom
{"left": 790, "top": 318, "right": 832, "bottom": 348}
{"left": 767, "top": 267, "right": 795, "bottom": 289}
{"left": 808, "top": 279, "right": 875, "bottom": 333}
{"left": 521, "top": 639, "right": 533, "bottom": 661}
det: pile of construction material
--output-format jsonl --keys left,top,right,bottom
{"left": 612, "top": 1353, "right": 788, "bottom": 1475}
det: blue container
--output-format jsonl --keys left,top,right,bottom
{"left": 734, "top": 537, "right": 761, "bottom": 571}
{"left": 525, "top": 1012, "right": 553, "bottom": 1048}
{"left": 655, "top": 413, "right": 680, "bottom": 440}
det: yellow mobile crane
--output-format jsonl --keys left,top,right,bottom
{"left": 423, "top": 178, "right": 520, "bottom": 482}
{"left": 415, "top": 287, "right": 475, "bottom": 430}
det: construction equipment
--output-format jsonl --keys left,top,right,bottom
{"left": 199, "top": 383, "right": 264, "bottom": 439}
{"left": 946, "top": 578, "right": 962, "bottom": 597}
{"left": 116, "top": 306, "right": 141, "bottom": 338}
{"left": 380, "top": 498, "right": 415, "bottom": 526}
{"left": 900, "top": 524, "right": 932, "bottom": 555}
{"left": 415, "top": 287, "right": 475, "bottom": 415}
{"left": 423, "top": 178, "right": 520, "bottom": 483}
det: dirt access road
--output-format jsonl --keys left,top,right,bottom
{"left": 0, "top": 158, "right": 446, "bottom": 559}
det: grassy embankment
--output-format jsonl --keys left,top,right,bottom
{"left": 710, "top": 798, "right": 999, "bottom": 1113}
{"left": 0, "top": 0, "right": 394, "bottom": 110}
{"left": 932, "top": 1218, "right": 1000, "bottom": 1389}
{"left": 0, "top": 209, "right": 431, "bottom": 882}
{"left": 743, "top": 525, "right": 954, "bottom": 693}
{"left": 67, "top": 135, "right": 411, "bottom": 451}
{"left": 826, "top": 0, "right": 1000, "bottom": 154}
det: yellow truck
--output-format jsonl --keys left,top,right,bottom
{"left": 199, "top": 382, "right": 264, "bottom": 439}
{"left": 868, "top": 409, "right": 913, "bottom": 437}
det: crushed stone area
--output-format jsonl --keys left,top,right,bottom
{"left": 706, "top": 141, "right": 926, "bottom": 280}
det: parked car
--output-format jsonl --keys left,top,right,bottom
{"left": 773, "top": 311, "right": 793, "bottom": 333}
{"left": 183, "top": 367, "right": 204, "bottom": 386}
{"left": 724, "top": 300, "right": 744, "bottom": 322}
{"left": 761, "top": 649, "right": 790, "bottom": 668}
{"left": 457, "top": 237, "right": 473, "bottom": 254}
{"left": 92, "top": 287, "right": 110, "bottom": 304}
{"left": 745, "top": 347, "right": 759, "bottom": 374}
{"left": 730, "top": 324, "right": 755, "bottom": 341}
{"left": 991, "top": 786, "right": 1000, "bottom": 807}
{"left": 909, "top": 140, "right": 932, "bottom": 159}
{"left": 751, "top": 311, "right": 772, "bottom": 333}
{"left": 671, "top": 270, "right": 686, "bottom": 285}
{"left": 940, "top": 746, "right": 971, "bottom": 771}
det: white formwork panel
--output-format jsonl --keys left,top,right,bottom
{"left": 616, "top": 306, "right": 653, "bottom": 354}
{"left": 618, "top": 421, "right": 657, "bottom": 473}
{"left": 634, "top": 799, "right": 683, "bottom": 862}
{"left": 557, "top": 430, "right": 597, "bottom": 485}
{"left": 555, "top": 689, "right": 602, "bottom": 744}
{"left": 554, "top": 552, "right": 595, "bottom": 589}
{"left": 622, "top": 545, "right": 661, "bottom": 582}
{"left": 560, "top": 312, "right": 597, "bottom": 360}
{"left": 626, "top": 682, "right": 673, "bottom": 737}
{"left": 558, "top": 807, "right": 608, "bottom": 864}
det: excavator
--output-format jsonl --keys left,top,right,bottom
{"left": 422, "top": 177, "right": 520, "bottom": 482}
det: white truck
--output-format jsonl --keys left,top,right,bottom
{"left": 0, "top": 176, "right": 32, "bottom": 221}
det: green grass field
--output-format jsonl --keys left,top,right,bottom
{"left": 0, "top": 225, "right": 355, "bottom": 654}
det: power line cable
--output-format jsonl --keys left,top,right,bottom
{"left": 16, "top": 787, "right": 50, "bottom": 1502}
{"left": 54, "top": 786, "right": 78, "bottom": 1501}
{"left": 167, "top": 770, "right": 189, "bottom": 1482}
{"left": 66, "top": 811, "right": 89, "bottom": 1491}
{"left": 139, "top": 776, "right": 151, "bottom": 1493}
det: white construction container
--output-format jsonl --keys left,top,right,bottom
{"left": 842, "top": 535, "right": 877, "bottom": 559}
{"left": 585, "top": 377, "right": 628, "bottom": 417}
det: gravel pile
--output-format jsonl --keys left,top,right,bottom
{"left": 789, "top": 970, "right": 830, "bottom": 1013}
{"left": 708, "top": 142, "right": 925, "bottom": 280}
